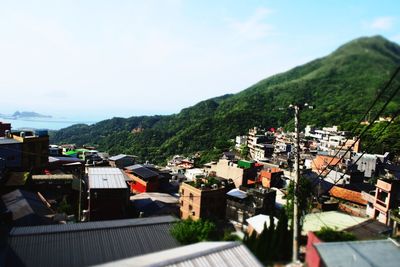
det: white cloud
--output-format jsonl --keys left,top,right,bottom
{"left": 369, "top": 16, "right": 395, "bottom": 30}
{"left": 227, "top": 7, "right": 275, "bottom": 40}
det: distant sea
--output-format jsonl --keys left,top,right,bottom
{"left": 0, "top": 117, "right": 97, "bottom": 130}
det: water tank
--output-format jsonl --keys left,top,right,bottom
{"left": 20, "top": 132, "right": 25, "bottom": 138}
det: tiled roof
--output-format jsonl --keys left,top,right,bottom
{"left": 6, "top": 216, "right": 180, "bottom": 267}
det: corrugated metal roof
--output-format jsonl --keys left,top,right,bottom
{"left": 88, "top": 167, "right": 127, "bottom": 189}
{"left": 125, "top": 164, "right": 159, "bottom": 180}
{"left": 7, "top": 216, "right": 180, "bottom": 267}
{"left": 97, "top": 241, "right": 263, "bottom": 267}
{"left": 315, "top": 239, "right": 400, "bottom": 267}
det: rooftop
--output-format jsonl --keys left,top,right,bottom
{"left": 88, "top": 167, "right": 128, "bottom": 189}
{"left": 0, "top": 137, "right": 21, "bottom": 145}
{"left": 97, "top": 241, "right": 263, "bottom": 267}
{"left": 125, "top": 164, "right": 159, "bottom": 180}
{"left": 6, "top": 215, "right": 180, "bottom": 267}
{"left": 315, "top": 239, "right": 400, "bottom": 267}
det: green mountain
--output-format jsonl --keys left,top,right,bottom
{"left": 51, "top": 36, "right": 400, "bottom": 163}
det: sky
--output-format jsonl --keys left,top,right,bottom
{"left": 0, "top": 0, "right": 399, "bottom": 121}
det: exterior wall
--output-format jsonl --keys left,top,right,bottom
{"left": 305, "top": 232, "right": 323, "bottom": 267}
{"left": 125, "top": 172, "right": 159, "bottom": 193}
{"left": 329, "top": 185, "right": 367, "bottom": 205}
{"left": 260, "top": 168, "right": 283, "bottom": 188}
{"left": 372, "top": 179, "right": 400, "bottom": 224}
{"left": 0, "top": 142, "right": 22, "bottom": 168}
{"left": 179, "top": 182, "right": 227, "bottom": 221}
{"left": 89, "top": 188, "right": 128, "bottom": 221}
{"left": 13, "top": 135, "right": 49, "bottom": 170}
{"left": 112, "top": 157, "right": 135, "bottom": 169}
{"left": 209, "top": 159, "right": 244, "bottom": 188}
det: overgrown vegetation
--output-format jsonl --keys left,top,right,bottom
{"left": 170, "top": 218, "right": 217, "bottom": 244}
{"left": 315, "top": 226, "right": 356, "bottom": 242}
{"left": 52, "top": 36, "right": 400, "bottom": 164}
{"left": 243, "top": 211, "right": 292, "bottom": 263}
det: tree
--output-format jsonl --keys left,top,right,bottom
{"left": 170, "top": 218, "right": 216, "bottom": 245}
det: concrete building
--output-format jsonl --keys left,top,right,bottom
{"left": 259, "top": 167, "right": 284, "bottom": 188}
{"left": 226, "top": 187, "right": 276, "bottom": 227}
{"left": 208, "top": 159, "right": 259, "bottom": 188}
{"left": 179, "top": 177, "right": 235, "bottom": 221}
{"left": 124, "top": 164, "right": 159, "bottom": 193}
{"left": 367, "top": 179, "right": 400, "bottom": 224}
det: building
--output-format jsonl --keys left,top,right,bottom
{"left": 109, "top": 154, "right": 136, "bottom": 169}
{"left": 0, "top": 137, "right": 22, "bottom": 169}
{"left": 226, "top": 187, "right": 276, "bottom": 227}
{"left": 6, "top": 216, "right": 180, "bottom": 267}
{"left": 184, "top": 168, "right": 206, "bottom": 181}
{"left": 307, "top": 238, "right": 400, "bottom": 267}
{"left": 0, "top": 121, "right": 11, "bottom": 137}
{"left": 179, "top": 177, "right": 235, "bottom": 220}
{"left": 247, "top": 127, "right": 274, "bottom": 160}
{"left": 11, "top": 129, "right": 49, "bottom": 170}
{"left": 129, "top": 192, "right": 179, "bottom": 217}
{"left": 370, "top": 179, "right": 400, "bottom": 224}
{"left": 259, "top": 167, "right": 284, "bottom": 188}
{"left": 125, "top": 164, "right": 159, "bottom": 193}
{"left": 352, "top": 152, "right": 388, "bottom": 178}
{"left": 235, "top": 135, "right": 248, "bottom": 149}
{"left": 208, "top": 159, "right": 259, "bottom": 188}
{"left": 1, "top": 189, "right": 55, "bottom": 227}
{"left": 87, "top": 167, "right": 129, "bottom": 221}
{"left": 100, "top": 241, "right": 263, "bottom": 267}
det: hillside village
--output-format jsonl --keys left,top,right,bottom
{"left": 1, "top": 120, "right": 400, "bottom": 266}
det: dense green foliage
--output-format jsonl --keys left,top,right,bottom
{"left": 285, "top": 177, "right": 313, "bottom": 228}
{"left": 244, "top": 211, "right": 292, "bottom": 263}
{"left": 52, "top": 36, "right": 400, "bottom": 163}
{"left": 315, "top": 226, "right": 356, "bottom": 242}
{"left": 170, "top": 218, "right": 217, "bottom": 244}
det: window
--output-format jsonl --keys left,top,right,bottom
{"left": 181, "top": 189, "right": 184, "bottom": 195}
{"left": 189, "top": 193, "right": 194, "bottom": 201}
{"left": 189, "top": 205, "right": 193, "bottom": 211}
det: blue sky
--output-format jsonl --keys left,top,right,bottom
{"left": 0, "top": 0, "right": 399, "bottom": 121}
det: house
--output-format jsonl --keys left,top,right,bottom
{"left": 307, "top": 238, "right": 400, "bottom": 267}
{"left": 13, "top": 130, "right": 49, "bottom": 170}
{"left": 226, "top": 187, "right": 276, "bottom": 227}
{"left": 99, "top": 241, "right": 263, "bottom": 267}
{"left": 6, "top": 216, "right": 180, "bottom": 267}
{"left": 179, "top": 177, "right": 235, "bottom": 221}
{"left": 365, "top": 178, "right": 400, "bottom": 224}
{"left": 0, "top": 137, "right": 22, "bottom": 169}
{"left": 1, "top": 189, "right": 55, "bottom": 227}
{"left": 125, "top": 164, "right": 159, "bottom": 193}
{"left": 87, "top": 167, "right": 129, "bottom": 221}
{"left": 109, "top": 154, "right": 136, "bottom": 169}
{"left": 184, "top": 168, "right": 206, "bottom": 181}
{"left": 208, "top": 159, "right": 260, "bottom": 188}
{"left": 259, "top": 167, "right": 284, "bottom": 188}
{"left": 129, "top": 192, "right": 179, "bottom": 217}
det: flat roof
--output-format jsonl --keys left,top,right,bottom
{"left": 88, "top": 167, "right": 127, "bottom": 189}
{"left": 302, "top": 211, "right": 368, "bottom": 234}
{"left": 227, "top": 188, "right": 248, "bottom": 199}
{"left": 32, "top": 174, "right": 75, "bottom": 180}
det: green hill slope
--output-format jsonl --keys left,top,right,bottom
{"left": 51, "top": 36, "right": 400, "bottom": 163}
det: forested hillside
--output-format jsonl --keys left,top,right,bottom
{"left": 52, "top": 36, "right": 400, "bottom": 163}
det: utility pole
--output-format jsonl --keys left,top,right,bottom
{"left": 289, "top": 103, "right": 312, "bottom": 263}
{"left": 291, "top": 104, "right": 300, "bottom": 263}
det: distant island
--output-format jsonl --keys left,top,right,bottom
{"left": 0, "top": 111, "right": 52, "bottom": 119}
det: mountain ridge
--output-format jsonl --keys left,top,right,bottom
{"left": 51, "top": 35, "right": 400, "bottom": 163}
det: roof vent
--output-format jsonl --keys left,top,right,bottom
{"left": 20, "top": 132, "right": 25, "bottom": 138}
{"left": 201, "top": 184, "right": 205, "bottom": 189}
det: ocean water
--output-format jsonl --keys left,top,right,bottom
{"left": 0, "top": 117, "right": 97, "bottom": 130}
